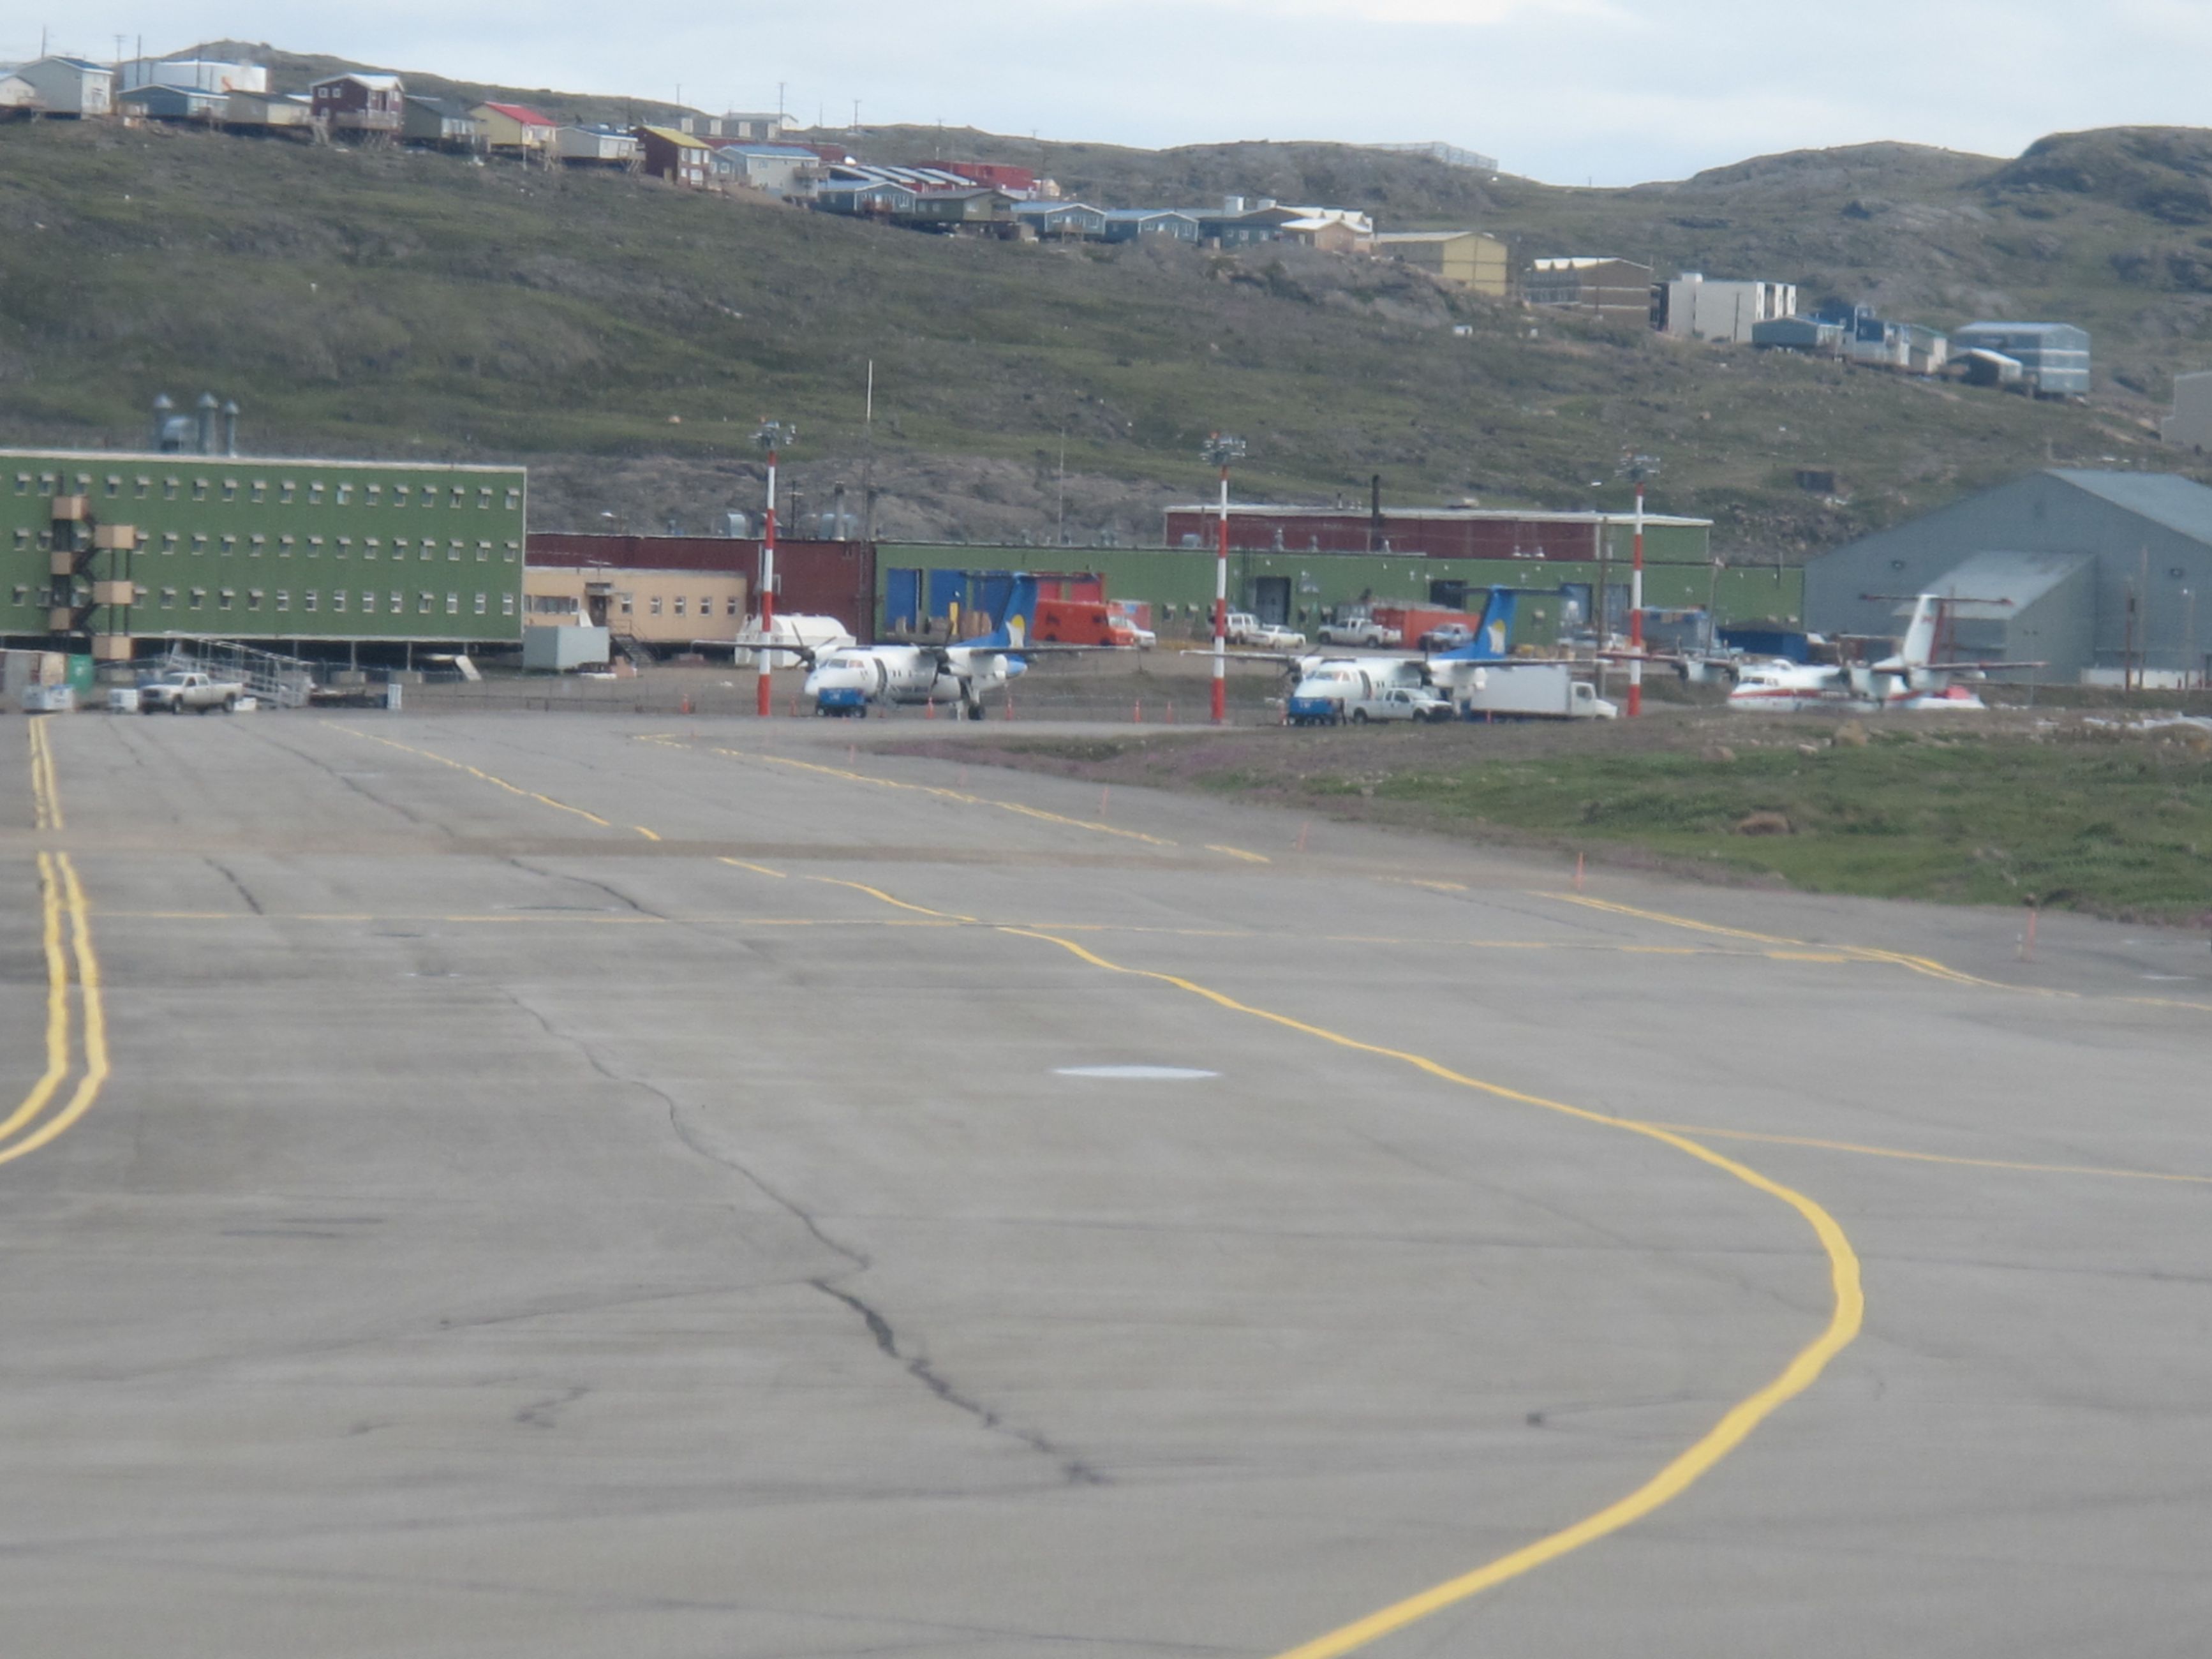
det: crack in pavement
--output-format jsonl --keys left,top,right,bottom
{"left": 811, "top": 1279, "right": 1108, "bottom": 1488}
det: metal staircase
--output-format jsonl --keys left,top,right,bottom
{"left": 154, "top": 639, "right": 318, "bottom": 709}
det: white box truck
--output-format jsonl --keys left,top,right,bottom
{"left": 1459, "top": 663, "right": 1617, "bottom": 720}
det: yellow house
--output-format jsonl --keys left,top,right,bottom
{"left": 524, "top": 565, "right": 747, "bottom": 650}
{"left": 1374, "top": 230, "right": 1510, "bottom": 297}
{"left": 471, "top": 101, "right": 558, "bottom": 154}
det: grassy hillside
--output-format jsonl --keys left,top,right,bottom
{"left": 0, "top": 112, "right": 2190, "bottom": 547}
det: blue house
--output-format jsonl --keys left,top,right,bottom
{"left": 1101, "top": 209, "right": 1200, "bottom": 244}
{"left": 1014, "top": 201, "right": 1108, "bottom": 239}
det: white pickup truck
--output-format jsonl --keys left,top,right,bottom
{"left": 1351, "top": 685, "right": 1455, "bottom": 724}
{"left": 1316, "top": 615, "right": 1402, "bottom": 648}
{"left": 138, "top": 671, "right": 246, "bottom": 715}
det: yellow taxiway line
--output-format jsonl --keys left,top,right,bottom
{"left": 4, "top": 724, "right": 108, "bottom": 1169}
{"left": 325, "top": 724, "right": 615, "bottom": 829}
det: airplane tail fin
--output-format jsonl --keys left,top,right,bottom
{"left": 957, "top": 574, "right": 1038, "bottom": 651}
{"left": 1898, "top": 594, "right": 1941, "bottom": 669}
{"left": 1429, "top": 587, "right": 1518, "bottom": 661}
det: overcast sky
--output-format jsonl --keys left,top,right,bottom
{"left": 12, "top": 0, "right": 2209, "bottom": 184}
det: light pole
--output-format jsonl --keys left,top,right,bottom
{"left": 1203, "top": 435, "right": 1245, "bottom": 725}
{"left": 753, "top": 420, "right": 794, "bottom": 717}
{"left": 1617, "top": 453, "right": 1659, "bottom": 717}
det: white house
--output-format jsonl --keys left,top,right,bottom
{"left": 1659, "top": 273, "right": 1797, "bottom": 344}
{"left": 555, "top": 124, "right": 639, "bottom": 167}
{"left": 0, "top": 72, "right": 39, "bottom": 110}
{"left": 120, "top": 57, "right": 267, "bottom": 94}
{"left": 706, "top": 142, "right": 819, "bottom": 196}
{"left": 14, "top": 57, "right": 113, "bottom": 117}
{"left": 2164, "top": 371, "right": 2212, "bottom": 452}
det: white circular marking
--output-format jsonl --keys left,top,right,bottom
{"left": 1054, "top": 1065, "right": 1218, "bottom": 1081}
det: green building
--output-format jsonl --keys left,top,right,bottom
{"left": 2, "top": 450, "right": 528, "bottom": 660}
{"left": 875, "top": 534, "right": 1802, "bottom": 647}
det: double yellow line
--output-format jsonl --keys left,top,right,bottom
{"left": 4, "top": 722, "right": 107, "bottom": 1169}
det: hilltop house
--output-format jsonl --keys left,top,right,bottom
{"left": 1949, "top": 322, "right": 2090, "bottom": 397}
{"left": 896, "top": 187, "right": 1017, "bottom": 236}
{"left": 402, "top": 95, "right": 478, "bottom": 149}
{"left": 223, "top": 89, "right": 313, "bottom": 133}
{"left": 120, "top": 57, "right": 265, "bottom": 94}
{"left": 13, "top": 57, "right": 113, "bottom": 117}
{"left": 1101, "top": 209, "right": 1199, "bottom": 243}
{"left": 555, "top": 124, "right": 639, "bottom": 167}
{"left": 1656, "top": 273, "right": 1797, "bottom": 343}
{"left": 634, "top": 126, "right": 713, "bottom": 187}
{"left": 309, "top": 72, "right": 404, "bottom": 137}
{"left": 1525, "top": 257, "right": 1655, "bottom": 327}
{"left": 1014, "top": 200, "right": 1108, "bottom": 240}
{"left": 706, "top": 142, "right": 819, "bottom": 196}
{"left": 472, "top": 101, "right": 557, "bottom": 156}
{"left": 0, "top": 73, "right": 38, "bottom": 112}
{"left": 118, "top": 83, "right": 226, "bottom": 123}
{"left": 1373, "top": 230, "right": 1509, "bottom": 296}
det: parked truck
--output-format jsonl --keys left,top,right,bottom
{"left": 137, "top": 671, "right": 246, "bottom": 715}
{"left": 1459, "top": 663, "right": 1617, "bottom": 720}
{"left": 1033, "top": 599, "right": 1145, "bottom": 648}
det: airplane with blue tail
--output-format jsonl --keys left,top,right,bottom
{"left": 792, "top": 574, "right": 1043, "bottom": 718}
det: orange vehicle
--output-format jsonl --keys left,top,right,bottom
{"left": 1032, "top": 597, "right": 1142, "bottom": 647}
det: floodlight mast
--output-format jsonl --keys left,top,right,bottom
{"left": 1617, "top": 453, "right": 1659, "bottom": 717}
{"left": 754, "top": 421, "right": 795, "bottom": 717}
{"left": 1203, "top": 435, "right": 1245, "bottom": 724}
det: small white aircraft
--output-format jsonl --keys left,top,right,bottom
{"left": 767, "top": 576, "right": 1095, "bottom": 719}
{"left": 1726, "top": 593, "right": 2037, "bottom": 713}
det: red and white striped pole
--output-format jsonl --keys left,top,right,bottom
{"left": 1628, "top": 475, "right": 1645, "bottom": 718}
{"left": 753, "top": 420, "right": 793, "bottom": 718}
{"left": 1204, "top": 434, "right": 1245, "bottom": 726}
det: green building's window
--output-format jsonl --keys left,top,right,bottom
{"left": 276, "top": 591, "right": 290, "bottom": 613}
{"left": 445, "top": 592, "right": 458, "bottom": 614}
{"left": 12, "top": 473, "right": 29, "bottom": 496}
{"left": 219, "top": 589, "right": 235, "bottom": 611}
{"left": 392, "top": 484, "right": 410, "bottom": 506}
{"left": 417, "top": 590, "right": 433, "bottom": 614}
{"left": 308, "top": 536, "right": 323, "bottom": 557}
{"left": 134, "top": 477, "right": 151, "bottom": 499}
{"left": 331, "top": 590, "right": 346, "bottom": 613}
{"left": 448, "top": 487, "right": 464, "bottom": 509}
{"left": 250, "top": 535, "right": 265, "bottom": 556}
{"left": 163, "top": 478, "right": 179, "bottom": 500}
{"left": 335, "top": 483, "right": 352, "bottom": 506}
{"left": 475, "top": 540, "right": 490, "bottom": 562}
{"left": 160, "top": 588, "right": 175, "bottom": 610}
{"left": 279, "top": 535, "right": 295, "bottom": 557}
{"left": 474, "top": 592, "right": 487, "bottom": 615}
{"left": 336, "top": 537, "right": 351, "bottom": 558}
{"left": 389, "top": 589, "right": 403, "bottom": 613}
{"left": 10, "top": 584, "right": 26, "bottom": 607}
{"left": 447, "top": 540, "right": 461, "bottom": 562}
{"left": 247, "top": 589, "right": 263, "bottom": 611}
{"left": 279, "top": 480, "right": 295, "bottom": 504}
{"left": 365, "top": 484, "right": 381, "bottom": 507}
{"left": 364, "top": 538, "right": 380, "bottom": 559}
{"left": 105, "top": 475, "right": 122, "bottom": 498}
{"left": 161, "top": 532, "right": 178, "bottom": 554}
{"left": 360, "top": 591, "right": 375, "bottom": 614}
{"left": 191, "top": 533, "right": 207, "bottom": 554}
{"left": 304, "top": 591, "right": 318, "bottom": 613}
{"left": 251, "top": 480, "right": 267, "bottom": 503}
{"left": 222, "top": 479, "right": 239, "bottom": 502}
{"left": 132, "top": 584, "right": 148, "bottom": 604}
{"left": 220, "top": 535, "right": 237, "bottom": 556}
{"left": 390, "top": 538, "right": 408, "bottom": 558}
{"left": 503, "top": 540, "right": 519, "bottom": 562}
{"left": 477, "top": 487, "right": 493, "bottom": 510}
{"left": 10, "top": 528, "right": 26, "bottom": 550}
{"left": 192, "top": 479, "right": 209, "bottom": 502}
{"left": 189, "top": 588, "right": 205, "bottom": 610}
{"left": 308, "top": 482, "right": 325, "bottom": 506}
{"left": 505, "top": 487, "right": 521, "bottom": 511}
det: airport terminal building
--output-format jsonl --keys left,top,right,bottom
{"left": 1804, "top": 470, "right": 2212, "bottom": 683}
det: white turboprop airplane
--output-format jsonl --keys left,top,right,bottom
{"left": 1726, "top": 593, "right": 2038, "bottom": 713}
{"left": 772, "top": 576, "right": 1081, "bottom": 718}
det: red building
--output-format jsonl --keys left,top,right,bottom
{"left": 939, "top": 160, "right": 1037, "bottom": 193}
{"left": 528, "top": 533, "right": 877, "bottom": 643}
{"left": 1159, "top": 502, "right": 1711, "bottom": 562}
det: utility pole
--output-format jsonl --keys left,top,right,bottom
{"left": 754, "top": 420, "right": 794, "bottom": 717}
{"left": 859, "top": 360, "right": 875, "bottom": 543}
{"left": 1203, "top": 434, "right": 1246, "bottom": 725}
{"left": 1055, "top": 426, "right": 1067, "bottom": 546}
{"left": 1617, "top": 452, "right": 1660, "bottom": 717}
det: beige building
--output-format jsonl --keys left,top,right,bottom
{"left": 1524, "top": 256, "right": 1654, "bottom": 327}
{"left": 1374, "top": 230, "right": 1509, "bottom": 296}
{"left": 523, "top": 565, "right": 747, "bottom": 649}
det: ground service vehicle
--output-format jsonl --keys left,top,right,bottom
{"left": 1034, "top": 599, "right": 1143, "bottom": 648}
{"left": 138, "top": 672, "right": 244, "bottom": 715}
{"left": 1317, "top": 614, "right": 1402, "bottom": 648}
{"left": 1419, "top": 622, "right": 1474, "bottom": 651}
{"left": 1351, "top": 685, "right": 1455, "bottom": 724}
{"left": 1459, "top": 662, "right": 1617, "bottom": 720}
{"left": 1288, "top": 660, "right": 1425, "bottom": 724}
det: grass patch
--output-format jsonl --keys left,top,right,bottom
{"left": 1312, "top": 734, "right": 2212, "bottom": 916}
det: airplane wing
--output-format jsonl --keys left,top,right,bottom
{"left": 1917, "top": 660, "right": 2047, "bottom": 672}
{"left": 705, "top": 637, "right": 822, "bottom": 667}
